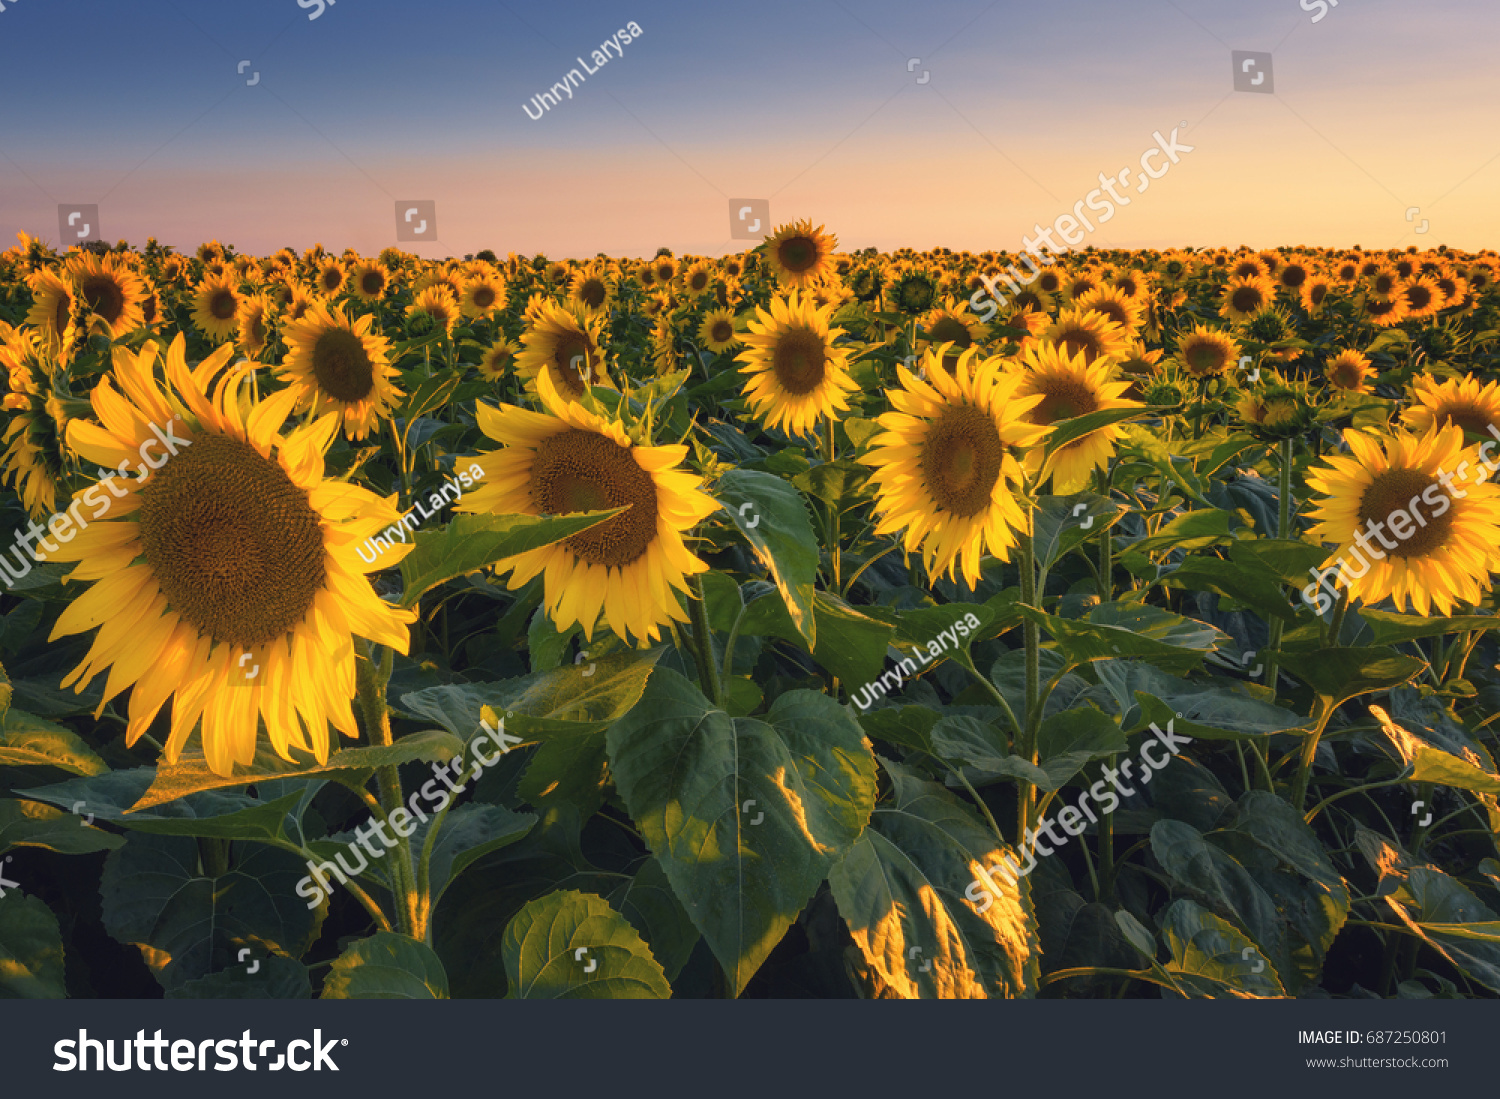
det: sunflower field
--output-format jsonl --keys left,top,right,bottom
{"left": 3, "top": 223, "right": 1500, "bottom": 1001}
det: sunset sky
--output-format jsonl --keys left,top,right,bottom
{"left": 0, "top": 0, "right": 1495, "bottom": 259}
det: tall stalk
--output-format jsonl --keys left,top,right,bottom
{"left": 354, "top": 638, "right": 422, "bottom": 940}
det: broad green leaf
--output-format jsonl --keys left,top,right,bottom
{"left": 929, "top": 715, "right": 1052, "bottom": 787}
{"left": 398, "top": 510, "right": 624, "bottom": 608}
{"left": 0, "top": 798, "right": 123, "bottom": 855}
{"left": 1159, "top": 556, "right": 1298, "bottom": 621}
{"left": 167, "top": 956, "right": 312, "bottom": 999}
{"left": 502, "top": 889, "right": 671, "bottom": 999}
{"left": 24, "top": 770, "right": 313, "bottom": 842}
{"left": 1041, "top": 406, "right": 1150, "bottom": 463}
{"left": 422, "top": 803, "right": 536, "bottom": 906}
{"left": 827, "top": 757, "right": 1038, "bottom": 998}
{"left": 1290, "top": 647, "right": 1427, "bottom": 705}
{"left": 0, "top": 657, "right": 11, "bottom": 716}
{"left": 131, "top": 730, "right": 463, "bottom": 809}
{"left": 0, "top": 708, "right": 108, "bottom": 775}
{"left": 1353, "top": 609, "right": 1498, "bottom": 646}
{"left": 1383, "top": 867, "right": 1500, "bottom": 994}
{"left": 1131, "top": 508, "right": 1239, "bottom": 554}
{"left": 1371, "top": 705, "right": 1500, "bottom": 796}
{"left": 1035, "top": 706, "right": 1128, "bottom": 788}
{"left": 100, "top": 834, "right": 323, "bottom": 992}
{"left": 323, "top": 932, "right": 449, "bottom": 999}
{"left": 1019, "top": 602, "right": 1226, "bottom": 674}
{"left": 739, "top": 587, "right": 892, "bottom": 687}
{"left": 1129, "top": 690, "right": 1306, "bottom": 742}
{"left": 858, "top": 705, "right": 939, "bottom": 753}
{"left": 606, "top": 668, "right": 876, "bottom": 995}
{"left": 1159, "top": 898, "right": 1287, "bottom": 998}
{"left": 0, "top": 892, "right": 66, "bottom": 998}
{"left": 609, "top": 857, "right": 700, "bottom": 982}
{"left": 1228, "top": 538, "right": 1328, "bottom": 586}
{"left": 1032, "top": 494, "right": 1122, "bottom": 574}
{"left": 715, "top": 469, "right": 819, "bottom": 648}
{"left": 1151, "top": 820, "right": 1287, "bottom": 976}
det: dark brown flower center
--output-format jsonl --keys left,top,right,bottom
{"left": 80, "top": 275, "right": 125, "bottom": 324}
{"left": 1230, "top": 286, "right": 1263, "bottom": 314}
{"left": 312, "top": 327, "right": 375, "bottom": 401}
{"left": 137, "top": 432, "right": 326, "bottom": 648}
{"left": 1358, "top": 468, "right": 1453, "bottom": 559}
{"left": 771, "top": 328, "right": 827, "bottom": 395}
{"left": 921, "top": 404, "right": 1004, "bottom": 517}
{"left": 776, "top": 236, "right": 819, "bottom": 274}
{"left": 532, "top": 428, "right": 658, "bottom": 568}
{"left": 208, "top": 289, "right": 237, "bottom": 321}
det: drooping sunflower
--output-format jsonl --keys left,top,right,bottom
{"left": 235, "top": 293, "right": 274, "bottom": 359}
{"left": 64, "top": 253, "right": 146, "bottom": 339}
{"left": 736, "top": 289, "right": 859, "bottom": 437}
{"left": 190, "top": 274, "right": 241, "bottom": 342}
{"left": 479, "top": 339, "right": 520, "bottom": 381}
{"left": 1011, "top": 341, "right": 1140, "bottom": 494}
{"left": 1041, "top": 307, "right": 1131, "bottom": 365}
{"left": 406, "top": 286, "right": 461, "bottom": 337}
{"left": 764, "top": 220, "right": 837, "bottom": 289}
{"left": 1174, "top": 325, "right": 1240, "bottom": 378}
{"left": 0, "top": 326, "right": 68, "bottom": 519}
{"left": 515, "top": 299, "right": 612, "bottom": 402}
{"left": 1305, "top": 425, "right": 1500, "bottom": 616}
{"left": 1219, "top": 274, "right": 1276, "bottom": 322}
{"left": 279, "top": 301, "right": 402, "bottom": 441}
{"left": 697, "top": 308, "right": 741, "bottom": 354}
{"left": 859, "top": 347, "right": 1046, "bottom": 588}
{"left": 26, "top": 269, "right": 77, "bottom": 354}
{"left": 1324, "top": 349, "right": 1373, "bottom": 393}
{"left": 1401, "top": 373, "right": 1500, "bottom": 439}
{"left": 455, "top": 369, "right": 720, "bottom": 644}
{"left": 43, "top": 335, "right": 416, "bottom": 776}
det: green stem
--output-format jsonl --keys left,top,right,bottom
{"left": 687, "top": 573, "right": 724, "bottom": 708}
{"left": 823, "top": 415, "right": 841, "bottom": 590}
{"left": 1290, "top": 695, "right": 1339, "bottom": 813}
{"left": 1018, "top": 528, "right": 1041, "bottom": 839}
{"left": 355, "top": 638, "right": 421, "bottom": 940}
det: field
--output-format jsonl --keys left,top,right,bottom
{"left": 2, "top": 225, "right": 1499, "bottom": 1000}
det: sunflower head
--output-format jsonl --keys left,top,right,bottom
{"left": 764, "top": 220, "right": 838, "bottom": 289}
{"left": 1401, "top": 373, "right": 1500, "bottom": 440}
{"left": 1175, "top": 325, "right": 1240, "bottom": 378}
{"left": 515, "top": 299, "right": 613, "bottom": 402}
{"left": 1325, "top": 349, "right": 1373, "bottom": 394}
{"left": 891, "top": 268, "right": 939, "bottom": 314}
{"left": 736, "top": 289, "right": 859, "bottom": 437}
{"left": 278, "top": 301, "right": 401, "bottom": 440}
{"left": 1012, "top": 341, "right": 1141, "bottom": 494}
{"left": 64, "top": 252, "right": 146, "bottom": 339}
{"left": 1220, "top": 274, "right": 1275, "bottom": 322}
{"left": 479, "top": 339, "right": 520, "bottom": 381}
{"left": 1237, "top": 374, "right": 1316, "bottom": 440}
{"left": 1041, "top": 307, "right": 1131, "bottom": 366}
{"left": 697, "top": 307, "right": 741, "bottom": 354}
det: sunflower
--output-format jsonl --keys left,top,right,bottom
{"left": 26, "top": 270, "right": 77, "bottom": 354}
{"left": 64, "top": 253, "right": 146, "bottom": 339}
{"left": 678, "top": 260, "right": 714, "bottom": 298}
{"left": 1041, "top": 307, "right": 1131, "bottom": 365}
{"left": 461, "top": 273, "right": 508, "bottom": 320}
{"left": 1012, "top": 342, "right": 1140, "bottom": 494}
{"left": 1401, "top": 373, "right": 1500, "bottom": 439}
{"left": 858, "top": 347, "right": 1045, "bottom": 587}
{"left": 1398, "top": 276, "right": 1441, "bottom": 320}
{"left": 1324, "top": 349, "right": 1373, "bottom": 393}
{"left": 1300, "top": 275, "right": 1333, "bottom": 314}
{"left": 315, "top": 259, "right": 347, "bottom": 296}
{"left": 1304, "top": 426, "right": 1500, "bottom": 616}
{"left": 455, "top": 369, "right": 719, "bottom": 645}
{"left": 515, "top": 300, "right": 612, "bottom": 402}
{"left": 479, "top": 339, "right": 520, "bottom": 381}
{"left": 41, "top": 335, "right": 415, "bottom": 776}
{"left": 1236, "top": 373, "right": 1316, "bottom": 441}
{"left": 651, "top": 255, "right": 679, "bottom": 285}
{"left": 348, "top": 261, "right": 391, "bottom": 302}
{"left": 764, "top": 220, "right": 837, "bottom": 289}
{"left": 697, "top": 308, "right": 741, "bottom": 354}
{"left": 0, "top": 327, "right": 68, "bottom": 519}
{"left": 1219, "top": 274, "right": 1276, "bottom": 322}
{"left": 568, "top": 266, "right": 614, "bottom": 313}
{"left": 889, "top": 267, "right": 939, "bottom": 314}
{"left": 736, "top": 289, "right": 859, "bottom": 437}
{"left": 1175, "top": 325, "right": 1240, "bottom": 378}
{"left": 1075, "top": 286, "right": 1144, "bottom": 337}
{"left": 190, "top": 274, "right": 241, "bottom": 342}
{"left": 407, "top": 286, "right": 461, "bottom": 337}
{"left": 235, "top": 293, "right": 274, "bottom": 359}
{"left": 918, "top": 298, "right": 988, "bottom": 370}
{"left": 1361, "top": 293, "right": 1408, "bottom": 328}
{"left": 279, "top": 302, "right": 401, "bottom": 441}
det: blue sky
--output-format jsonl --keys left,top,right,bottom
{"left": 0, "top": 0, "right": 1495, "bottom": 257}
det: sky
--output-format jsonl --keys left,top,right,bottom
{"left": 0, "top": 0, "right": 1496, "bottom": 259}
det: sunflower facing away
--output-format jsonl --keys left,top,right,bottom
{"left": 26, "top": 269, "right": 77, "bottom": 354}
{"left": 737, "top": 289, "right": 859, "bottom": 437}
{"left": 515, "top": 299, "right": 612, "bottom": 402}
{"left": 1305, "top": 425, "right": 1500, "bottom": 616}
{"left": 859, "top": 347, "right": 1046, "bottom": 588}
{"left": 1401, "top": 373, "right": 1500, "bottom": 439}
{"left": 42, "top": 335, "right": 417, "bottom": 776}
{"left": 279, "top": 301, "right": 402, "bottom": 441}
{"left": 1012, "top": 341, "right": 1141, "bottom": 494}
{"left": 455, "top": 368, "right": 720, "bottom": 645}
{"left": 764, "top": 220, "right": 838, "bottom": 288}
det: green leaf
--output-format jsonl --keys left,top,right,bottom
{"left": 1383, "top": 867, "right": 1500, "bottom": 994}
{"left": 738, "top": 587, "right": 893, "bottom": 687}
{"left": 606, "top": 668, "right": 876, "bottom": 995}
{"left": 167, "top": 956, "right": 312, "bottom": 999}
{"left": 0, "top": 892, "right": 66, "bottom": 998}
{"left": 1019, "top": 602, "right": 1227, "bottom": 674}
{"left": 1290, "top": 647, "right": 1427, "bottom": 705}
{"left": 1035, "top": 706, "right": 1128, "bottom": 788}
{"left": 1130, "top": 509, "right": 1239, "bottom": 554}
{"left": 502, "top": 889, "right": 672, "bottom": 999}
{"left": 1159, "top": 556, "right": 1298, "bottom": 621}
{"left": 1159, "top": 898, "right": 1287, "bottom": 998}
{"left": 0, "top": 798, "right": 123, "bottom": 856}
{"left": 1353, "top": 609, "right": 1498, "bottom": 647}
{"left": 1373, "top": 710, "right": 1500, "bottom": 796}
{"left": 827, "top": 757, "right": 1039, "bottom": 998}
{"left": 1129, "top": 690, "right": 1306, "bottom": 742}
{"left": 1228, "top": 538, "right": 1329, "bottom": 586}
{"left": 929, "top": 715, "right": 1051, "bottom": 787}
{"left": 100, "top": 834, "right": 324, "bottom": 992}
{"left": 322, "top": 932, "right": 449, "bottom": 999}
{"left": 1032, "top": 494, "right": 1122, "bottom": 574}
{"left": 423, "top": 804, "right": 536, "bottom": 907}
{"left": 0, "top": 656, "right": 11, "bottom": 716}
{"left": 398, "top": 510, "right": 625, "bottom": 608}
{"left": 1041, "top": 406, "right": 1150, "bottom": 463}
{"left": 608, "top": 857, "right": 700, "bottom": 982}
{"left": 0, "top": 708, "right": 108, "bottom": 775}
{"left": 715, "top": 469, "right": 819, "bottom": 648}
